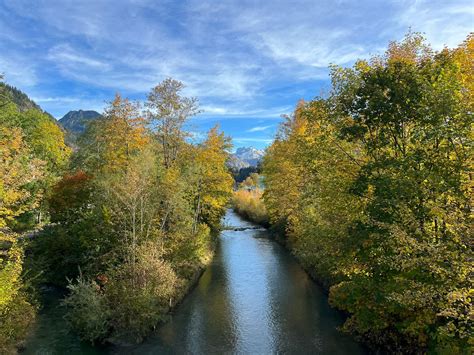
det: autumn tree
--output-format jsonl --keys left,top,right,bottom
{"left": 263, "top": 101, "right": 308, "bottom": 230}
{"left": 262, "top": 33, "right": 473, "bottom": 352}
{"left": 48, "top": 80, "right": 234, "bottom": 343}
{"left": 74, "top": 94, "right": 149, "bottom": 175}
{"left": 146, "top": 78, "right": 200, "bottom": 168}
{"left": 327, "top": 32, "right": 473, "bottom": 351}
{"left": 191, "top": 126, "right": 233, "bottom": 232}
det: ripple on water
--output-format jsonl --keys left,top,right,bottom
{"left": 24, "top": 209, "right": 368, "bottom": 354}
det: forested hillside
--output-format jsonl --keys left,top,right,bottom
{"left": 261, "top": 33, "right": 473, "bottom": 353}
{"left": 1, "top": 83, "right": 43, "bottom": 112}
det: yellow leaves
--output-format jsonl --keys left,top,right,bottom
{"left": 193, "top": 126, "right": 234, "bottom": 228}
{"left": 0, "top": 232, "right": 23, "bottom": 309}
{"left": 19, "top": 109, "right": 71, "bottom": 172}
{"left": 0, "top": 126, "right": 45, "bottom": 227}
{"left": 232, "top": 189, "right": 268, "bottom": 225}
{"left": 453, "top": 33, "right": 474, "bottom": 109}
{"left": 81, "top": 94, "right": 151, "bottom": 175}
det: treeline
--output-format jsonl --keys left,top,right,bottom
{"left": 263, "top": 33, "right": 473, "bottom": 353}
{"left": 232, "top": 173, "right": 269, "bottom": 226}
{"left": 0, "top": 79, "right": 71, "bottom": 351}
{"left": 1, "top": 78, "right": 234, "bottom": 348}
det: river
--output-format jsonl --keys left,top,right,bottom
{"left": 23, "top": 210, "right": 367, "bottom": 354}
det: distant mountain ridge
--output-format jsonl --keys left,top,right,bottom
{"left": 59, "top": 110, "right": 101, "bottom": 135}
{"left": 228, "top": 146, "right": 265, "bottom": 171}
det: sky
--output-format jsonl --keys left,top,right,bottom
{"left": 0, "top": 0, "right": 472, "bottom": 150}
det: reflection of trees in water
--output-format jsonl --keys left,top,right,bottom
{"left": 150, "top": 235, "right": 238, "bottom": 353}
{"left": 25, "top": 212, "right": 366, "bottom": 354}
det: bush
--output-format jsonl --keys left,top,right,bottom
{"left": 0, "top": 292, "right": 36, "bottom": 353}
{"left": 105, "top": 242, "right": 179, "bottom": 343}
{"left": 63, "top": 242, "right": 180, "bottom": 344}
{"left": 63, "top": 275, "right": 110, "bottom": 343}
{"left": 232, "top": 189, "right": 269, "bottom": 226}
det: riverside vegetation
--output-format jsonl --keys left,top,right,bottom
{"left": 1, "top": 32, "right": 472, "bottom": 354}
{"left": 233, "top": 33, "right": 473, "bottom": 353}
{"left": 0, "top": 78, "right": 233, "bottom": 350}
{"left": 0, "top": 77, "right": 71, "bottom": 351}
{"left": 232, "top": 173, "right": 269, "bottom": 226}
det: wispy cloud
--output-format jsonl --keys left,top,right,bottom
{"left": 0, "top": 56, "right": 37, "bottom": 87}
{"left": 199, "top": 105, "right": 291, "bottom": 119}
{"left": 32, "top": 96, "right": 81, "bottom": 103}
{"left": 247, "top": 125, "right": 274, "bottom": 133}
{"left": 48, "top": 44, "right": 111, "bottom": 70}
{"left": 0, "top": 0, "right": 471, "bottom": 143}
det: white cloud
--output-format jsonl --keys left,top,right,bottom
{"left": 49, "top": 44, "right": 111, "bottom": 70}
{"left": 32, "top": 96, "right": 79, "bottom": 104}
{"left": 247, "top": 125, "right": 274, "bottom": 132}
{"left": 395, "top": 0, "right": 473, "bottom": 49}
{"left": 1, "top": 0, "right": 472, "bottom": 126}
{"left": 197, "top": 105, "right": 292, "bottom": 119}
{"left": 0, "top": 57, "right": 38, "bottom": 87}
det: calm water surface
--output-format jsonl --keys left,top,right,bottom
{"left": 24, "top": 210, "right": 367, "bottom": 354}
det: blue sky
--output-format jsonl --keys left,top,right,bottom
{"left": 0, "top": 0, "right": 472, "bottom": 150}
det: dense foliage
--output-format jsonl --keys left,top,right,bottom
{"left": 31, "top": 79, "right": 233, "bottom": 344}
{"left": 263, "top": 33, "right": 473, "bottom": 353}
{"left": 232, "top": 173, "right": 269, "bottom": 226}
{"left": 0, "top": 77, "right": 233, "bottom": 348}
{"left": 0, "top": 79, "right": 71, "bottom": 352}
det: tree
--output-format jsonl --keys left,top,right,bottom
{"left": 146, "top": 78, "right": 200, "bottom": 168}
{"left": 98, "top": 148, "right": 164, "bottom": 264}
{"left": 262, "top": 33, "right": 473, "bottom": 352}
{"left": 75, "top": 94, "right": 149, "bottom": 175}
{"left": 0, "top": 122, "right": 45, "bottom": 228}
{"left": 263, "top": 101, "right": 308, "bottom": 230}
{"left": 192, "top": 126, "right": 233, "bottom": 231}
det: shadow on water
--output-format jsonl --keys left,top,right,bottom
{"left": 23, "top": 210, "right": 368, "bottom": 354}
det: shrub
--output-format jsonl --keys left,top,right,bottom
{"left": 232, "top": 189, "right": 269, "bottom": 226}
{"left": 0, "top": 292, "right": 36, "bottom": 353}
{"left": 63, "top": 274, "right": 110, "bottom": 343}
{"left": 105, "top": 242, "right": 179, "bottom": 343}
{"left": 63, "top": 242, "right": 180, "bottom": 344}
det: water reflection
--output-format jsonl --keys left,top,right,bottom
{"left": 24, "top": 210, "right": 367, "bottom": 354}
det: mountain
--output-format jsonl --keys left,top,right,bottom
{"left": 0, "top": 83, "right": 57, "bottom": 123}
{"left": 227, "top": 147, "right": 265, "bottom": 171}
{"left": 59, "top": 110, "right": 101, "bottom": 135}
{"left": 0, "top": 82, "right": 42, "bottom": 112}
{"left": 234, "top": 147, "right": 265, "bottom": 167}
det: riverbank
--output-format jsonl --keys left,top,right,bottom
{"left": 167, "top": 239, "right": 215, "bottom": 312}
{"left": 231, "top": 189, "right": 270, "bottom": 227}
{"left": 22, "top": 210, "right": 367, "bottom": 354}
{"left": 232, "top": 205, "right": 333, "bottom": 289}
{"left": 22, "top": 232, "right": 218, "bottom": 352}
